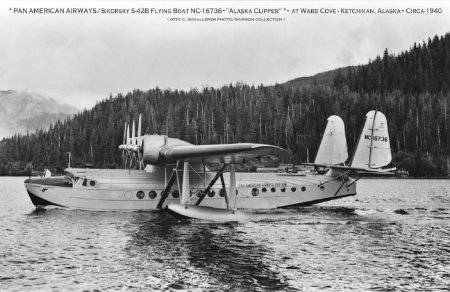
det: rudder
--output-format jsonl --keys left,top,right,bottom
{"left": 314, "top": 115, "right": 348, "bottom": 165}
{"left": 351, "top": 110, "right": 391, "bottom": 169}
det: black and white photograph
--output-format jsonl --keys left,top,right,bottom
{"left": 1, "top": 0, "right": 450, "bottom": 290}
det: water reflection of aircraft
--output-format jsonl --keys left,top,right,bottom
{"left": 125, "top": 213, "right": 291, "bottom": 290}
{"left": 24, "top": 111, "right": 393, "bottom": 222}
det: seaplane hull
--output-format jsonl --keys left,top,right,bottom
{"left": 24, "top": 168, "right": 356, "bottom": 211}
{"left": 23, "top": 110, "right": 392, "bottom": 221}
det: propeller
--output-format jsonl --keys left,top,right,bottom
{"left": 129, "top": 120, "right": 136, "bottom": 169}
{"left": 119, "top": 114, "right": 144, "bottom": 170}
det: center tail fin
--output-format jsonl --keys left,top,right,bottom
{"left": 314, "top": 115, "right": 348, "bottom": 165}
{"left": 350, "top": 110, "right": 392, "bottom": 169}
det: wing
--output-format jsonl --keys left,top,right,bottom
{"left": 160, "top": 143, "right": 290, "bottom": 167}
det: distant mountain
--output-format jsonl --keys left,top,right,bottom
{"left": 0, "top": 90, "right": 78, "bottom": 139}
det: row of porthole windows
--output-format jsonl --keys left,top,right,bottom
{"left": 134, "top": 189, "right": 233, "bottom": 200}
{"left": 134, "top": 186, "right": 311, "bottom": 199}
{"left": 251, "top": 186, "right": 307, "bottom": 196}
{"left": 136, "top": 190, "right": 157, "bottom": 199}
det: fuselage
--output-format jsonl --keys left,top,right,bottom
{"left": 24, "top": 167, "right": 356, "bottom": 211}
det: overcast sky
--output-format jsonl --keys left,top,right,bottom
{"left": 1, "top": 0, "right": 450, "bottom": 109}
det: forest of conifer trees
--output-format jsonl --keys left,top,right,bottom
{"left": 1, "top": 32, "right": 450, "bottom": 177}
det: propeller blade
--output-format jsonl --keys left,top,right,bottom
{"left": 138, "top": 114, "right": 142, "bottom": 137}
{"left": 132, "top": 120, "right": 136, "bottom": 146}
{"left": 123, "top": 122, "right": 127, "bottom": 144}
{"left": 138, "top": 151, "right": 144, "bottom": 170}
{"left": 129, "top": 152, "right": 134, "bottom": 169}
{"left": 138, "top": 114, "right": 142, "bottom": 147}
{"left": 126, "top": 124, "right": 130, "bottom": 145}
{"left": 122, "top": 151, "right": 125, "bottom": 168}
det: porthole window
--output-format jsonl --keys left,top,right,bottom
{"left": 301, "top": 186, "right": 306, "bottom": 192}
{"left": 149, "top": 190, "right": 157, "bottom": 199}
{"left": 209, "top": 190, "right": 216, "bottom": 197}
{"left": 219, "top": 189, "right": 226, "bottom": 197}
{"left": 172, "top": 190, "right": 179, "bottom": 198}
{"left": 252, "top": 188, "right": 259, "bottom": 196}
{"left": 271, "top": 187, "right": 276, "bottom": 192}
{"left": 82, "top": 179, "right": 87, "bottom": 187}
{"left": 262, "top": 188, "right": 267, "bottom": 193}
{"left": 136, "top": 190, "right": 145, "bottom": 199}
{"left": 320, "top": 186, "right": 325, "bottom": 191}
{"left": 291, "top": 187, "right": 297, "bottom": 192}
{"left": 124, "top": 192, "right": 133, "bottom": 200}
{"left": 196, "top": 190, "right": 204, "bottom": 198}
{"left": 281, "top": 187, "right": 286, "bottom": 192}
{"left": 90, "top": 180, "right": 96, "bottom": 187}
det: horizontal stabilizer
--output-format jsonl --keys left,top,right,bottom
{"left": 302, "top": 162, "right": 395, "bottom": 175}
{"left": 167, "top": 204, "right": 249, "bottom": 223}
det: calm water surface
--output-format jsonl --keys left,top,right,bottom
{"left": 1, "top": 177, "right": 450, "bottom": 291}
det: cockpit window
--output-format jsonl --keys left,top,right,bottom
{"left": 65, "top": 171, "right": 75, "bottom": 179}
{"left": 82, "top": 179, "right": 87, "bottom": 187}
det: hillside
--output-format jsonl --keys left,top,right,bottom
{"left": 334, "top": 34, "right": 450, "bottom": 94}
{"left": 282, "top": 67, "right": 353, "bottom": 89}
{"left": 0, "top": 90, "right": 77, "bottom": 138}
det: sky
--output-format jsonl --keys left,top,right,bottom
{"left": 1, "top": 0, "right": 450, "bottom": 109}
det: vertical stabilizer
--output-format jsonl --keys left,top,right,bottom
{"left": 314, "top": 115, "right": 348, "bottom": 165}
{"left": 351, "top": 111, "right": 391, "bottom": 169}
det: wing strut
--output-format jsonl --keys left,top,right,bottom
{"left": 195, "top": 164, "right": 227, "bottom": 206}
{"left": 167, "top": 161, "right": 248, "bottom": 222}
{"left": 156, "top": 164, "right": 178, "bottom": 209}
{"left": 180, "top": 161, "right": 190, "bottom": 205}
{"left": 219, "top": 169, "right": 230, "bottom": 209}
{"left": 229, "top": 163, "right": 236, "bottom": 211}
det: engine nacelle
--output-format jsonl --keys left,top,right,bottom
{"left": 141, "top": 135, "right": 193, "bottom": 165}
{"left": 142, "top": 135, "right": 166, "bottom": 165}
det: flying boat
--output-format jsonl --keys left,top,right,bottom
{"left": 24, "top": 110, "right": 393, "bottom": 222}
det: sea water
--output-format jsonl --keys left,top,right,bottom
{"left": 1, "top": 177, "right": 450, "bottom": 291}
